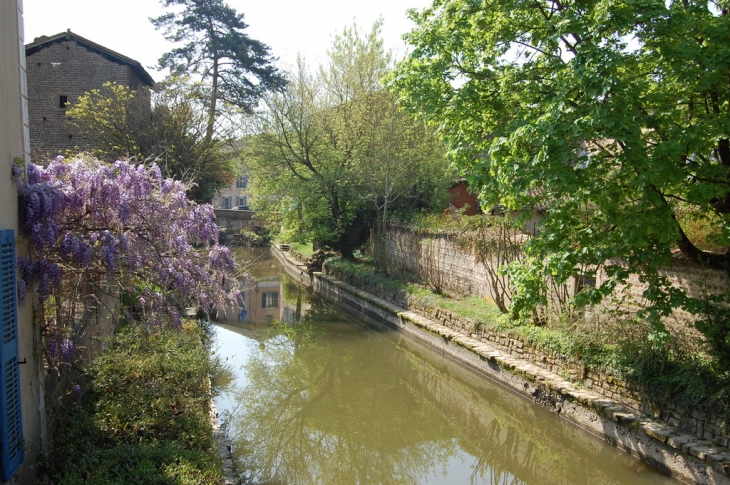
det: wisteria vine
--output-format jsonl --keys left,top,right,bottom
{"left": 15, "top": 157, "right": 240, "bottom": 365}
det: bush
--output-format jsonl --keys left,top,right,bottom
{"left": 42, "top": 321, "right": 224, "bottom": 484}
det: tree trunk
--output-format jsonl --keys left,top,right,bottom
{"left": 206, "top": 17, "right": 219, "bottom": 143}
{"left": 206, "top": 56, "right": 219, "bottom": 143}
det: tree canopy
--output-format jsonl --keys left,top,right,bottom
{"left": 247, "top": 23, "right": 451, "bottom": 259}
{"left": 152, "top": 0, "right": 287, "bottom": 141}
{"left": 392, "top": 0, "right": 730, "bottom": 339}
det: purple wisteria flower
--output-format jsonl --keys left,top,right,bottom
{"left": 47, "top": 336, "right": 74, "bottom": 362}
{"left": 72, "top": 384, "right": 82, "bottom": 403}
{"left": 14, "top": 156, "right": 240, "bottom": 339}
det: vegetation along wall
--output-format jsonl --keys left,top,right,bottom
{"left": 364, "top": 225, "right": 730, "bottom": 449}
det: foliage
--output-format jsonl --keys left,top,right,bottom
{"left": 325, "top": 257, "right": 411, "bottom": 295}
{"left": 67, "top": 80, "right": 235, "bottom": 202}
{"left": 691, "top": 292, "right": 730, "bottom": 373}
{"left": 14, "top": 157, "right": 239, "bottom": 392}
{"left": 392, "top": 0, "right": 730, "bottom": 343}
{"left": 246, "top": 22, "right": 452, "bottom": 259}
{"left": 152, "top": 0, "right": 286, "bottom": 141}
{"left": 676, "top": 203, "right": 728, "bottom": 253}
{"left": 42, "top": 321, "right": 224, "bottom": 484}
{"left": 65, "top": 81, "right": 146, "bottom": 158}
{"left": 288, "top": 241, "right": 315, "bottom": 259}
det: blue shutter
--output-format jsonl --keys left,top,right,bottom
{"left": 0, "top": 230, "right": 23, "bottom": 482}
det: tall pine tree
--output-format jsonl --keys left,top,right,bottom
{"left": 152, "top": 0, "right": 287, "bottom": 141}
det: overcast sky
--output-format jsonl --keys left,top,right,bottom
{"left": 23, "top": 0, "right": 433, "bottom": 82}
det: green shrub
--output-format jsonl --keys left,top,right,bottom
{"left": 43, "top": 321, "right": 224, "bottom": 484}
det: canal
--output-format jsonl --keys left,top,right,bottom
{"left": 213, "top": 248, "right": 678, "bottom": 485}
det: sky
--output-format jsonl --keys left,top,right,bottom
{"left": 23, "top": 0, "right": 434, "bottom": 82}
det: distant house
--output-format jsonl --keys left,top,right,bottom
{"left": 25, "top": 30, "right": 154, "bottom": 161}
{"left": 214, "top": 175, "right": 253, "bottom": 210}
{"left": 447, "top": 180, "right": 480, "bottom": 216}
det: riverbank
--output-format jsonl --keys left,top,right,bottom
{"left": 271, "top": 244, "right": 730, "bottom": 485}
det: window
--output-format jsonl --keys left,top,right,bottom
{"left": 58, "top": 94, "right": 69, "bottom": 109}
{"left": 261, "top": 292, "right": 279, "bottom": 309}
{"left": 0, "top": 230, "right": 24, "bottom": 481}
{"left": 236, "top": 196, "right": 247, "bottom": 209}
{"left": 221, "top": 196, "right": 231, "bottom": 210}
{"left": 235, "top": 176, "right": 248, "bottom": 189}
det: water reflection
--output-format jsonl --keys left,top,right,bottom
{"left": 218, "top": 248, "right": 312, "bottom": 328}
{"left": 214, "top": 249, "right": 677, "bottom": 485}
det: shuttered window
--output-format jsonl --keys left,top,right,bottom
{"left": 261, "top": 292, "right": 278, "bottom": 309}
{"left": 0, "top": 230, "right": 23, "bottom": 481}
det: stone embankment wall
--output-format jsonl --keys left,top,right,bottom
{"left": 272, "top": 245, "right": 730, "bottom": 483}
{"left": 323, "top": 259, "right": 730, "bottom": 451}
{"left": 311, "top": 266, "right": 730, "bottom": 484}
{"left": 384, "top": 225, "right": 728, "bottom": 317}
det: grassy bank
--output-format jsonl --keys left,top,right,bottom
{"left": 42, "top": 321, "right": 224, "bottom": 485}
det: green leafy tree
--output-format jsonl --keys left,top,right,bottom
{"left": 248, "top": 23, "right": 451, "bottom": 260}
{"left": 68, "top": 80, "right": 234, "bottom": 202}
{"left": 392, "top": 0, "right": 730, "bottom": 342}
{"left": 152, "top": 0, "right": 287, "bottom": 142}
{"left": 65, "top": 82, "right": 147, "bottom": 158}
{"left": 357, "top": 89, "right": 450, "bottom": 271}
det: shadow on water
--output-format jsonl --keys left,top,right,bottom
{"left": 213, "top": 248, "right": 678, "bottom": 485}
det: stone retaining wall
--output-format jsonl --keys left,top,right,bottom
{"left": 309, "top": 268, "right": 730, "bottom": 484}
{"left": 385, "top": 226, "right": 728, "bottom": 314}
{"left": 323, "top": 260, "right": 730, "bottom": 451}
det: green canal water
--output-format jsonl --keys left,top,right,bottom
{"left": 213, "top": 248, "right": 679, "bottom": 485}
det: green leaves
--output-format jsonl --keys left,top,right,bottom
{"left": 43, "top": 322, "right": 223, "bottom": 484}
{"left": 247, "top": 22, "right": 451, "bottom": 258}
{"left": 393, "top": 0, "right": 730, "bottom": 341}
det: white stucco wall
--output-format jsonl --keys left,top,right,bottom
{"left": 0, "top": 1, "right": 44, "bottom": 483}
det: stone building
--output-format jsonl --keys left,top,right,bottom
{"left": 214, "top": 174, "right": 253, "bottom": 210}
{"left": 25, "top": 30, "right": 154, "bottom": 161}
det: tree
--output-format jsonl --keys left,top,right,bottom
{"left": 247, "top": 23, "right": 451, "bottom": 260}
{"left": 68, "top": 80, "right": 235, "bottom": 202}
{"left": 356, "top": 89, "right": 450, "bottom": 271}
{"left": 152, "top": 0, "right": 287, "bottom": 142}
{"left": 392, "top": 0, "right": 730, "bottom": 340}
{"left": 65, "top": 81, "right": 148, "bottom": 158}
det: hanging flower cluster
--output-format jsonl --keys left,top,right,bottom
{"left": 15, "top": 157, "right": 239, "bottom": 330}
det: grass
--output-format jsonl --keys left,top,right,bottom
{"left": 288, "top": 241, "right": 315, "bottom": 259}
{"left": 42, "top": 321, "right": 225, "bottom": 485}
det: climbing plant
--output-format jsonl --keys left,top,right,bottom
{"left": 14, "top": 157, "right": 240, "bottom": 374}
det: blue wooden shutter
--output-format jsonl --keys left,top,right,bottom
{"left": 0, "top": 230, "right": 23, "bottom": 482}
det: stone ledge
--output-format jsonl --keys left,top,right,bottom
{"left": 313, "top": 272, "right": 730, "bottom": 485}
{"left": 210, "top": 400, "right": 240, "bottom": 485}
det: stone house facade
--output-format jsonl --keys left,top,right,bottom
{"left": 25, "top": 30, "right": 154, "bottom": 162}
{"left": 213, "top": 175, "right": 253, "bottom": 210}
